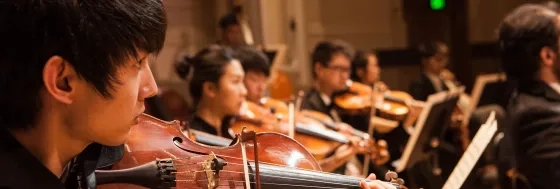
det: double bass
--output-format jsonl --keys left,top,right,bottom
{"left": 95, "top": 113, "right": 405, "bottom": 189}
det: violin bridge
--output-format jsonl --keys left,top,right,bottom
{"left": 201, "top": 152, "right": 226, "bottom": 189}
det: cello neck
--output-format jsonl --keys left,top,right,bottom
{"left": 248, "top": 162, "right": 400, "bottom": 189}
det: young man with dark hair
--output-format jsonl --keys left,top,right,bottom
{"left": 409, "top": 41, "right": 452, "bottom": 101}
{"left": 0, "top": 0, "right": 166, "bottom": 188}
{"left": 0, "top": 2, "right": 389, "bottom": 187}
{"left": 233, "top": 46, "right": 271, "bottom": 103}
{"left": 302, "top": 40, "right": 353, "bottom": 117}
{"left": 497, "top": 4, "right": 560, "bottom": 189}
{"left": 300, "top": 40, "right": 364, "bottom": 175}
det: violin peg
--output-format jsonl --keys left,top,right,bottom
{"left": 395, "top": 178, "right": 405, "bottom": 185}
{"left": 384, "top": 171, "right": 398, "bottom": 181}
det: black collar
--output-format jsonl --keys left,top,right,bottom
{"left": 0, "top": 128, "right": 65, "bottom": 188}
{"left": 517, "top": 80, "right": 560, "bottom": 102}
{"left": 0, "top": 128, "right": 124, "bottom": 189}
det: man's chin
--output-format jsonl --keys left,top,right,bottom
{"left": 99, "top": 132, "right": 131, "bottom": 147}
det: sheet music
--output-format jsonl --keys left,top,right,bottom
{"left": 442, "top": 112, "right": 498, "bottom": 189}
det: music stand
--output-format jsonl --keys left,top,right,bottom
{"left": 460, "top": 73, "right": 507, "bottom": 129}
{"left": 474, "top": 74, "right": 508, "bottom": 109}
{"left": 395, "top": 88, "right": 463, "bottom": 174}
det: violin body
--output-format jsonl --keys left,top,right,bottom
{"left": 231, "top": 101, "right": 342, "bottom": 160}
{"left": 98, "top": 114, "right": 320, "bottom": 189}
{"left": 258, "top": 99, "right": 391, "bottom": 168}
{"left": 96, "top": 114, "right": 404, "bottom": 189}
{"left": 334, "top": 81, "right": 411, "bottom": 121}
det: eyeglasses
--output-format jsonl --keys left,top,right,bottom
{"left": 325, "top": 65, "right": 351, "bottom": 73}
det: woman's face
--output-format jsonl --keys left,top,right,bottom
{"left": 210, "top": 60, "right": 248, "bottom": 116}
{"left": 363, "top": 54, "right": 381, "bottom": 84}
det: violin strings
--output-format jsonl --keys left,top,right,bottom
{"left": 147, "top": 152, "right": 397, "bottom": 187}
{"left": 169, "top": 165, "right": 390, "bottom": 188}
{"left": 175, "top": 158, "right": 376, "bottom": 180}
{"left": 173, "top": 180, "right": 350, "bottom": 189}
{"left": 169, "top": 155, "right": 322, "bottom": 172}
{"left": 172, "top": 173, "right": 364, "bottom": 188}
{"left": 172, "top": 158, "right": 383, "bottom": 181}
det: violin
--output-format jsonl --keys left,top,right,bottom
{"left": 95, "top": 113, "right": 405, "bottom": 189}
{"left": 231, "top": 101, "right": 342, "bottom": 160}
{"left": 230, "top": 100, "right": 376, "bottom": 172}
{"left": 301, "top": 110, "right": 390, "bottom": 163}
{"left": 334, "top": 81, "right": 415, "bottom": 121}
{"left": 258, "top": 97, "right": 391, "bottom": 168}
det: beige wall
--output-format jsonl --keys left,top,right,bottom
{"left": 302, "top": 0, "right": 410, "bottom": 90}
{"left": 153, "top": 0, "right": 547, "bottom": 93}
{"left": 152, "top": 0, "right": 225, "bottom": 100}
{"left": 468, "top": 0, "right": 544, "bottom": 43}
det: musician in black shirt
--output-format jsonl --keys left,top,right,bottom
{"left": 498, "top": 4, "right": 560, "bottom": 189}
{"left": 0, "top": 1, "right": 397, "bottom": 189}
{"left": 0, "top": 0, "right": 167, "bottom": 188}
{"left": 175, "top": 46, "right": 245, "bottom": 138}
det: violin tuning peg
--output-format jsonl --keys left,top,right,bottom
{"left": 384, "top": 171, "right": 398, "bottom": 181}
{"left": 395, "top": 178, "right": 405, "bottom": 185}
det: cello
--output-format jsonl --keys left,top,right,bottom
{"left": 95, "top": 113, "right": 405, "bottom": 189}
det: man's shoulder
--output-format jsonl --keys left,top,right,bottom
{"left": 508, "top": 92, "right": 560, "bottom": 156}
{"left": 509, "top": 92, "right": 560, "bottom": 121}
{"left": 0, "top": 156, "right": 63, "bottom": 189}
{"left": 0, "top": 135, "right": 65, "bottom": 189}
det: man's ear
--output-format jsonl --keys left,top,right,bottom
{"left": 42, "top": 56, "right": 77, "bottom": 104}
{"left": 314, "top": 62, "right": 324, "bottom": 77}
{"left": 202, "top": 81, "right": 218, "bottom": 98}
{"left": 540, "top": 46, "right": 557, "bottom": 68}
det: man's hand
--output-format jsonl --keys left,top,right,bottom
{"left": 359, "top": 174, "right": 397, "bottom": 189}
{"left": 337, "top": 122, "right": 355, "bottom": 136}
{"left": 440, "top": 69, "right": 456, "bottom": 81}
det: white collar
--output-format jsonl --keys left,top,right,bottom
{"left": 319, "top": 92, "right": 331, "bottom": 106}
{"left": 548, "top": 82, "right": 560, "bottom": 95}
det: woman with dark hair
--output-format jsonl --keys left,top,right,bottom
{"left": 351, "top": 50, "right": 381, "bottom": 86}
{"left": 176, "top": 46, "right": 247, "bottom": 138}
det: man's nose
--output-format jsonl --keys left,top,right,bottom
{"left": 140, "top": 64, "right": 158, "bottom": 100}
